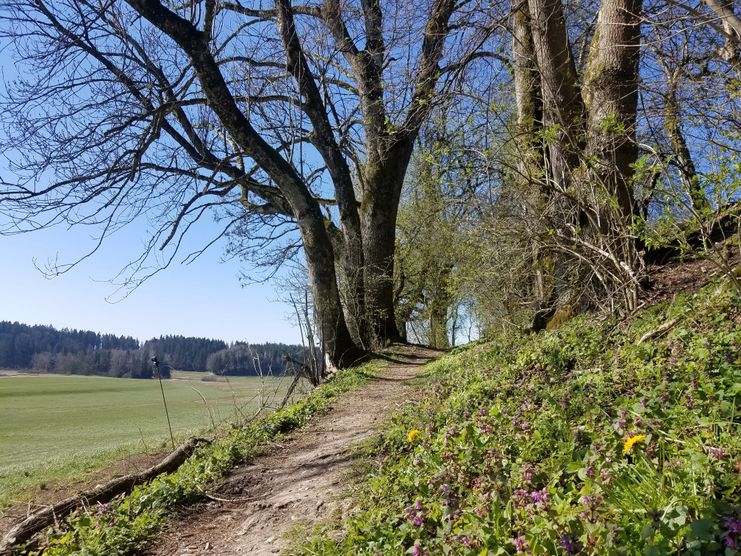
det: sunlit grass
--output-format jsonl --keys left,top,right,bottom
{"left": 0, "top": 372, "right": 306, "bottom": 511}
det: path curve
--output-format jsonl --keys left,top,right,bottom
{"left": 144, "top": 345, "right": 440, "bottom": 555}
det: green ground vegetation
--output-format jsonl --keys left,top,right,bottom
{"left": 20, "top": 360, "right": 379, "bottom": 555}
{"left": 0, "top": 372, "right": 304, "bottom": 511}
{"left": 297, "top": 280, "right": 740, "bottom": 555}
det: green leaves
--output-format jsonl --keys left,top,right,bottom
{"left": 296, "top": 282, "right": 740, "bottom": 555}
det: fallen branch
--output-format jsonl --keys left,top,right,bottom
{"left": 1, "top": 437, "right": 209, "bottom": 552}
{"left": 637, "top": 318, "right": 679, "bottom": 345}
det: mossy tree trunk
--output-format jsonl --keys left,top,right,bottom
{"left": 661, "top": 67, "right": 710, "bottom": 211}
{"left": 523, "top": 0, "right": 644, "bottom": 312}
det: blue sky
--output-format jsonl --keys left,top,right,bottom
{"left": 0, "top": 26, "right": 302, "bottom": 346}
{"left": 0, "top": 220, "right": 302, "bottom": 345}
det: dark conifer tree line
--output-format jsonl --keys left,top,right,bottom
{"left": 0, "top": 321, "right": 307, "bottom": 378}
{"left": 206, "top": 343, "right": 316, "bottom": 376}
{"left": 0, "top": 321, "right": 138, "bottom": 368}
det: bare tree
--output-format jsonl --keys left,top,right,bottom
{"left": 0, "top": 0, "right": 501, "bottom": 365}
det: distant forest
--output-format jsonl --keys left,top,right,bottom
{"left": 0, "top": 321, "right": 309, "bottom": 378}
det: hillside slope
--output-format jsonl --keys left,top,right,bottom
{"left": 298, "top": 279, "right": 740, "bottom": 554}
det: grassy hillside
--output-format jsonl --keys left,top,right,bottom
{"left": 298, "top": 281, "right": 740, "bottom": 554}
{"left": 0, "top": 373, "right": 300, "bottom": 511}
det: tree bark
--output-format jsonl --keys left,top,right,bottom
{"left": 125, "top": 0, "right": 362, "bottom": 368}
{"left": 361, "top": 142, "right": 413, "bottom": 343}
{"left": 662, "top": 69, "right": 709, "bottom": 211}
{"left": 513, "top": 1, "right": 553, "bottom": 327}
{"left": 703, "top": 0, "right": 741, "bottom": 60}
{"left": 583, "top": 0, "right": 642, "bottom": 220}
{"left": 528, "top": 0, "right": 585, "bottom": 191}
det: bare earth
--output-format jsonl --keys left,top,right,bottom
{"left": 143, "top": 345, "right": 440, "bottom": 556}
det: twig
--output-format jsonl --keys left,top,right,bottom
{"left": 636, "top": 318, "right": 680, "bottom": 345}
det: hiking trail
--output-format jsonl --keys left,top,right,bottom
{"left": 144, "top": 345, "right": 440, "bottom": 555}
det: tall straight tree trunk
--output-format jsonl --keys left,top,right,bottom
{"left": 361, "top": 139, "right": 415, "bottom": 344}
{"left": 513, "top": 0, "right": 553, "bottom": 330}
{"left": 583, "top": 0, "right": 642, "bottom": 220}
{"left": 361, "top": 164, "right": 406, "bottom": 344}
{"left": 528, "top": 0, "right": 585, "bottom": 191}
{"left": 662, "top": 68, "right": 709, "bottom": 211}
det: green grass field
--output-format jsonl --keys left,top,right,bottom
{"left": 0, "top": 372, "right": 306, "bottom": 511}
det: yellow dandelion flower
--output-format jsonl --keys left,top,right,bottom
{"left": 623, "top": 434, "right": 646, "bottom": 455}
{"left": 407, "top": 428, "right": 421, "bottom": 443}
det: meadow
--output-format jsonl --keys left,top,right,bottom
{"left": 0, "top": 371, "right": 305, "bottom": 511}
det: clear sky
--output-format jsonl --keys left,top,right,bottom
{"left": 0, "top": 220, "right": 303, "bottom": 345}
{"left": 0, "top": 27, "right": 305, "bottom": 346}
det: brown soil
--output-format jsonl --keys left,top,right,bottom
{"left": 142, "top": 345, "right": 441, "bottom": 556}
{"left": 641, "top": 248, "right": 740, "bottom": 307}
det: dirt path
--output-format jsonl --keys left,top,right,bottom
{"left": 144, "top": 345, "right": 440, "bottom": 556}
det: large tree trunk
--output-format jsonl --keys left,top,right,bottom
{"left": 524, "top": 0, "right": 644, "bottom": 313}
{"left": 361, "top": 186, "right": 404, "bottom": 344}
{"left": 583, "top": 0, "right": 642, "bottom": 220}
{"left": 513, "top": 0, "right": 552, "bottom": 329}
{"left": 361, "top": 142, "right": 414, "bottom": 344}
{"left": 299, "top": 211, "right": 365, "bottom": 368}
{"left": 528, "top": 0, "right": 585, "bottom": 191}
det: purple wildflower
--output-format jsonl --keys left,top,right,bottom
{"left": 560, "top": 534, "right": 583, "bottom": 554}
{"left": 530, "top": 487, "right": 550, "bottom": 509}
{"left": 723, "top": 515, "right": 741, "bottom": 534}
{"left": 707, "top": 446, "right": 726, "bottom": 460}
{"left": 513, "top": 536, "right": 527, "bottom": 553}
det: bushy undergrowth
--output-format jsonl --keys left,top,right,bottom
{"left": 25, "top": 362, "right": 378, "bottom": 555}
{"left": 298, "top": 283, "right": 740, "bottom": 555}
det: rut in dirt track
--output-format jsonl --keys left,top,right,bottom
{"left": 144, "top": 345, "right": 441, "bottom": 556}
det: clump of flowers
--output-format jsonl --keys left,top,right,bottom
{"left": 407, "top": 428, "right": 421, "bottom": 443}
{"left": 560, "top": 534, "right": 583, "bottom": 554}
{"left": 722, "top": 515, "right": 741, "bottom": 550}
{"left": 512, "top": 536, "right": 528, "bottom": 553}
{"left": 404, "top": 499, "right": 427, "bottom": 527}
{"left": 622, "top": 433, "right": 646, "bottom": 455}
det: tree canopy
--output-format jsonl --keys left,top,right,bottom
{"left": 0, "top": 0, "right": 738, "bottom": 368}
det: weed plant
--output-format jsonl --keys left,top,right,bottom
{"left": 298, "top": 282, "right": 740, "bottom": 555}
